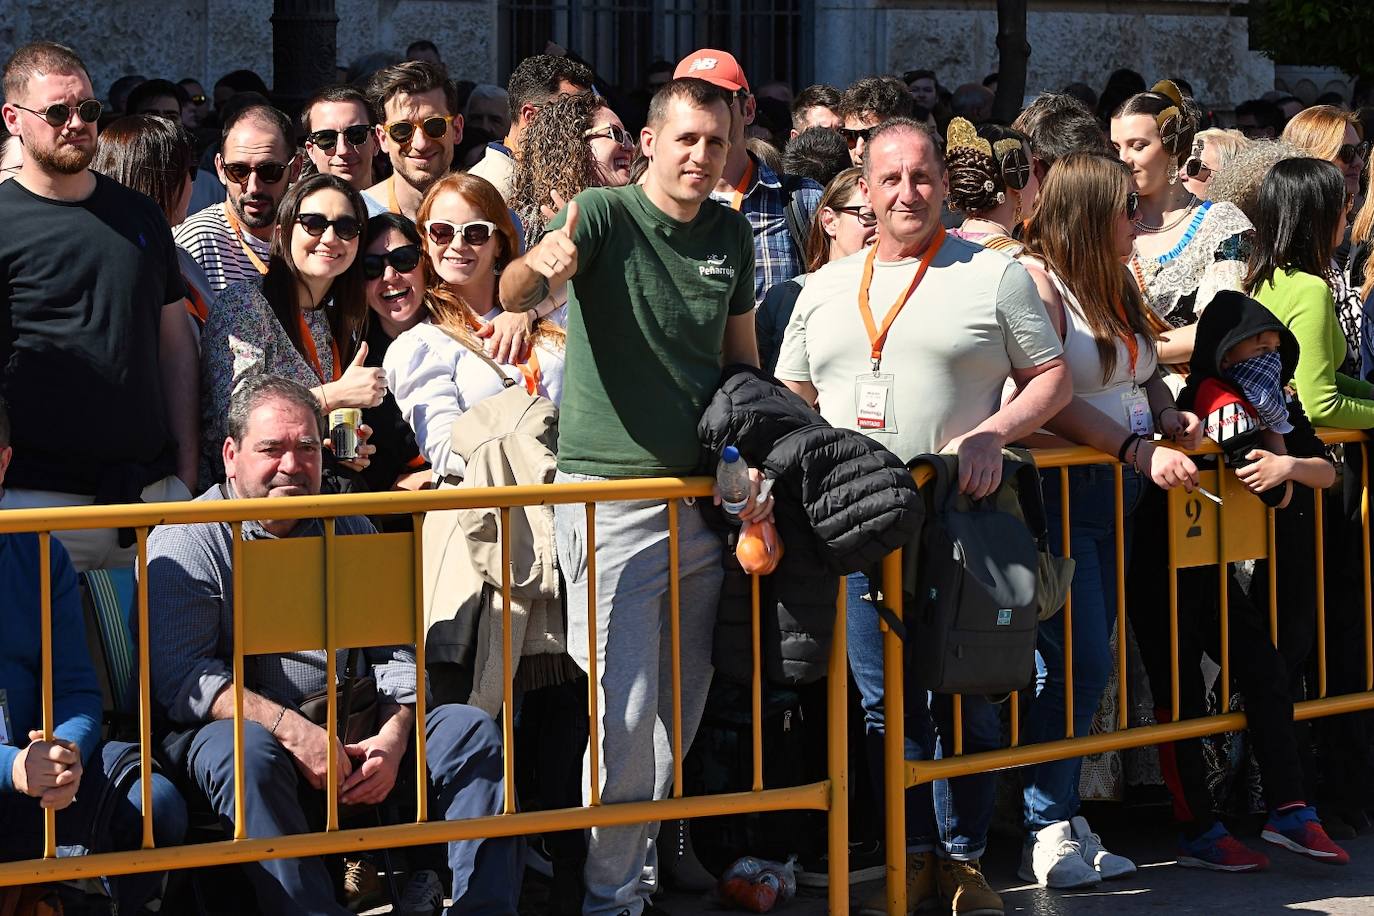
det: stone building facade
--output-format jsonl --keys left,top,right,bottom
{"left": 3, "top": 0, "right": 1274, "bottom": 112}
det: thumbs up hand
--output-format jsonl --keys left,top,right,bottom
{"left": 529, "top": 199, "right": 579, "bottom": 288}
{"left": 330, "top": 341, "right": 387, "bottom": 408}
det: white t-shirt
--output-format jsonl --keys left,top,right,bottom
{"left": 384, "top": 309, "right": 566, "bottom": 479}
{"left": 774, "top": 235, "right": 1062, "bottom": 463}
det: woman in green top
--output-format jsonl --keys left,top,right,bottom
{"left": 1247, "top": 155, "right": 1374, "bottom": 838}
{"left": 1248, "top": 157, "right": 1372, "bottom": 427}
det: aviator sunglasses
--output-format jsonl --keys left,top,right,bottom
{"left": 425, "top": 219, "right": 495, "bottom": 248}
{"left": 296, "top": 213, "right": 362, "bottom": 240}
{"left": 307, "top": 125, "right": 373, "bottom": 151}
{"left": 13, "top": 98, "right": 102, "bottom": 127}
{"left": 363, "top": 244, "right": 422, "bottom": 280}
{"left": 383, "top": 115, "right": 456, "bottom": 147}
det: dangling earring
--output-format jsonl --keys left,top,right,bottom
{"left": 1167, "top": 165, "right": 1177, "bottom": 186}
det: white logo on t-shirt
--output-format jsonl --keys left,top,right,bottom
{"left": 699, "top": 253, "right": 734, "bottom": 278}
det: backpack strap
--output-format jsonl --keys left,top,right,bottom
{"left": 1002, "top": 447, "right": 1051, "bottom": 550}
{"left": 780, "top": 174, "right": 811, "bottom": 263}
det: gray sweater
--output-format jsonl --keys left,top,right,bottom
{"left": 143, "top": 485, "right": 419, "bottom": 726}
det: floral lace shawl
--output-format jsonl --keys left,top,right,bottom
{"left": 1132, "top": 200, "right": 1253, "bottom": 327}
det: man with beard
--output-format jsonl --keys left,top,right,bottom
{"left": 363, "top": 60, "right": 461, "bottom": 222}
{"left": 175, "top": 103, "right": 300, "bottom": 293}
{"left": 0, "top": 41, "right": 198, "bottom": 571}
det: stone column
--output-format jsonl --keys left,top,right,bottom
{"left": 271, "top": 0, "right": 339, "bottom": 119}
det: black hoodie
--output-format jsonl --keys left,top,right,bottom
{"left": 1179, "top": 290, "right": 1326, "bottom": 504}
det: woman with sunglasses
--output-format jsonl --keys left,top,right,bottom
{"left": 756, "top": 166, "right": 875, "bottom": 373}
{"left": 945, "top": 118, "right": 1039, "bottom": 255}
{"left": 511, "top": 92, "right": 634, "bottom": 251}
{"left": 1110, "top": 80, "right": 1252, "bottom": 366}
{"left": 356, "top": 213, "right": 430, "bottom": 495}
{"left": 200, "top": 173, "right": 385, "bottom": 487}
{"left": 1013, "top": 152, "right": 1198, "bottom": 888}
{"left": 385, "top": 172, "right": 566, "bottom": 481}
{"left": 1178, "top": 129, "right": 1247, "bottom": 203}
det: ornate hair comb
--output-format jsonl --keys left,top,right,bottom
{"left": 946, "top": 117, "right": 992, "bottom": 158}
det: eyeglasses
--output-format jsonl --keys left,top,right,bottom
{"left": 296, "top": 213, "right": 362, "bottom": 240}
{"left": 839, "top": 126, "right": 873, "bottom": 150}
{"left": 222, "top": 161, "right": 289, "bottom": 185}
{"left": 835, "top": 205, "right": 877, "bottom": 227}
{"left": 425, "top": 219, "right": 495, "bottom": 248}
{"left": 383, "top": 115, "right": 455, "bottom": 147}
{"left": 307, "top": 124, "right": 374, "bottom": 152}
{"left": 584, "top": 123, "right": 635, "bottom": 150}
{"left": 363, "top": 244, "right": 422, "bottom": 279}
{"left": 13, "top": 98, "right": 102, "bottom": 127}
{"left": 189, "top": 94, "right": 208, "bottom": 105}
{"left": 1337, "top": 141, "right": 1370, "bottom": 165}
{"left": 1126, "top": 191, "right": 1140, "bottom": 220}
{"left": 1184, "top": 158, "right": 1214, "bottom": 180}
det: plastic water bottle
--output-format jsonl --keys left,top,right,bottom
{"left": 716, "top": 445, "right": 751, "bottom": 517}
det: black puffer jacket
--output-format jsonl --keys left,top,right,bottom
{"left": 699, "top": 365, "right": 922, "bottom": 685}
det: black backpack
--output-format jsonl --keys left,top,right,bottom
{"left": 883, "top": 450, "right": 1064, "bottom": 695}
{"left": 779, "top": 174, "right": 812, "bottom": 260}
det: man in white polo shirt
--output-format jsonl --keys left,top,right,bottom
{"left": 775, "top": 116, "right": 1070, "bottom": 915}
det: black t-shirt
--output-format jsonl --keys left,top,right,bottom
{"left": 359, "top": 319, "right": 425, "bottom": 494}
{"left": 0, "top": 173, "right": 187, "bottom": 497}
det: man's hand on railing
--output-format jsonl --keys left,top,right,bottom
{"left": 12, "top": 730, "right": 83, "bottom": 810}
{"left": 944, "top": 429, "right": 1005, "bottom": 499}
{"left": 276, "top": 712, "right": 352, "bottom": 791}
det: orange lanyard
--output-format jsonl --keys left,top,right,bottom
{"left": 1115, "top": 301, "right": 1141, "bottom": 381}
{"left": 184, "top": 280, "right": 209, "bottom": 325}
{"left": 728, "top": 160, "right": 755, "bottom": 212}
{"left": 518, "top": 349, "right": 543, "bottom": 395}
{"left": 223, "top": 202, "right": 269, "bottom": 275}
{"left": 387, "top": 176, "right": 402, "bottom": 216}
{"left": 857, "top": 227, "right": 945, "bottom": 372}
{"left": 297, "top": 310, "right": 341, "bottom": 384}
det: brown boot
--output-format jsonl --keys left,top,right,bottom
{"left": 857, "top": 851, "right": 939, "bottom": 915}
{"left": 936, "top": 858, "right": 1003, "bottom": 916}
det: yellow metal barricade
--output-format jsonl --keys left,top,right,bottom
{"left": 880, "top": 430, "right": 1374, "bottom": 916}
{"left": 0, "top": 479, "right": 853, "bottom": 913}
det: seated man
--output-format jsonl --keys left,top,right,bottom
{"left": 144, "top": 374, "right": 519, "bottom": 915}
{"left": 0, "top": 395, "right": 186, "bottom": 911}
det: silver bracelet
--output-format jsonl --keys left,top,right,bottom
{"left": 270, "top": 704, "right": 286, "bottom": 736}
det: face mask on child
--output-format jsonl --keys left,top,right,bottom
{"left": 1224, "top": 350, "right": 1293, "bottom": 434}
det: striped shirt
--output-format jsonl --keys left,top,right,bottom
{"left": 143, "top": 484, "right": 420, "bottom": 727}
{"left": 174, "top": 202, "right": 270, "bottom": 294}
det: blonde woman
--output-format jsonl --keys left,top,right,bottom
{"left": 1283, "top": 105, "right": 1366, "bottom": 199}
{"left": 1179, "top": 128, "right": 1248, "bottom": 202}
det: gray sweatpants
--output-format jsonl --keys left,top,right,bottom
{"left": 553, "top": 471, "right": 724, "bottom": 916}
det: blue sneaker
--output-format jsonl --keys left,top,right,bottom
{"left": 1177, "top": 822, "right": 1269, "bottom": 872}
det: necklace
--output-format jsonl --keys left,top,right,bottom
{"left": 961, "top": 216, "right": 1012, "bottom": 236}
{"left": 1133, "top": 194, "right": 1197, "bottom": 233}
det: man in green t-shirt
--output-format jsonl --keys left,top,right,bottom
{"left": 501, "top": 77, "right": 772, "bottom": 916}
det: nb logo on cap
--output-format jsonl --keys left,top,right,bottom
{"left": 689, "top": 58, "right": 719, "bottom": 72}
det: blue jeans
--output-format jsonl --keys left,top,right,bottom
{"left": 847, "top": 573, "right": 1001, "bottom": 860}
{"left": 1022, "top": 465, "right": 1143, "bottom": 834}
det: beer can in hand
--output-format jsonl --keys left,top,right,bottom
{"left": 329, "top": 408, "right": 362, "bottom": 460}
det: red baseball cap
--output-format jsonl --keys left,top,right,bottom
{"left": 673, "top": 49, "right": 750, "bottom": 93}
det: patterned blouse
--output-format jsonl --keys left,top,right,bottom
{"left": 199, "top": 279, "right": 335, "bottom": 487}
{"left": 1130, "top": 199, "right": 1253, "bottom": 328}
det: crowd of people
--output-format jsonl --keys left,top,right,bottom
{"left": 4, "top": 31, "right": 1374, "bottom": 916}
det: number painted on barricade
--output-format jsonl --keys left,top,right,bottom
{"left": 1168, "top": 467, "right": 1269, "bottom": 569}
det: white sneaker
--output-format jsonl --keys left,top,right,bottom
{"left": 1017, "top": 821, "right": 1102, "bottom": 889}
{"left": 394, "top": 869, "right": 443, "bottom": 916}
{"left": 1071, "top": 815, "right": 1137, "bottom": 879}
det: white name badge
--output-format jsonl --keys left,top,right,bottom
{"left": 1123, "top": 387, "right": 1152, "bottom": 436}
{"left": 855, "top": 374, "right": 898, "bottom": 432}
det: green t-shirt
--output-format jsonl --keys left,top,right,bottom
{"left": 549, "top": 184, "right": 755, "bottom": 477}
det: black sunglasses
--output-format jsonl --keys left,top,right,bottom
{"left": 1337, "top": 142, "right": 1370, "bottom": 165}
{"left": 363, "top": 244, "right": 421, "bottom": 279}
{"left": 1126, "top": 191, "right": 1140, "bottom": 220}
{"left": 222, "top": 161, "right": 289, "bottom": 185}
{"left": 1184, "top": 158, "right": 1214, "bottom": 180}
{"left": 383, "top": 115, "right": 455, "bottom": 147}
{"left": 839, "top": 126, "right": 873, "bottom": 150}
{"left": 296, "top": 213, "right": 362, "bottom": 240}
{"left": 307, "top": 124, "right": 374, "bottom": 152}
{"left": 584, "top": 123, "right": 635, "bottom": 150}
{"left": 835, "top": 205, "right": 878, "bottom": 228}
{"left": 425, "top": 219, "right": 495, "bottom": 248}
{"left": 14, "top": 98, "right": 102, "bottom": 127}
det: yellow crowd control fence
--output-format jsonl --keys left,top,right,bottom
{"left": 880, "top": 429, "right": 1374, "bottom": 916}
{"left": 0, "top": 479, "right": 856, "bottom": 912}
{"left": 4, "top": 433, "right": 1374, "bottom": 914}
